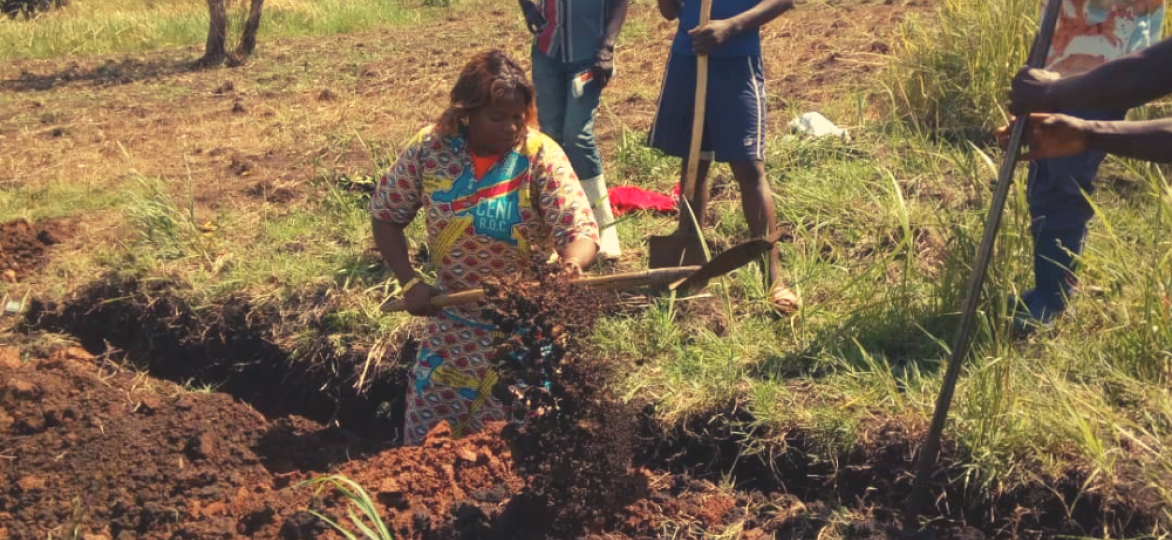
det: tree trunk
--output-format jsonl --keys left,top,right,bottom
{"left": 232, "top": 0, "right": 265, "bottom": 64}
{"left": 197, "top": 0, "right": 229, "bottom": 68}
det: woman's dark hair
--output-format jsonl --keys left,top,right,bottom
{"left": 436, "top": 49, "right": 538, "bottom": 137}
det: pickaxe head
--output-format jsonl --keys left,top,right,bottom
{"left": 668, "top": 230, "right": 783, "bottom": 292}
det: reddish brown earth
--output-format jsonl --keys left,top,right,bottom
{"left": 6, "top": 258, "right": 1166, "bottom": 540}
{"left": 0, "top": 353, "right": 797, "bottom": 540}
{"left": 0, "top": 218, "right": 67, "bottom": 283}
{"left": 0, "top": 349, "right": 302, "bottom": 540}
{"left": 1, "top": 261, "right": 781, "bottom": 540}
{"left": 5, "top": 303, "right": 1167, "bottom": 540}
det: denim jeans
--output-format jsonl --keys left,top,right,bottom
{"left": 530, "top": 48, "right": 604, "bottom": 179}
{"left": 1026, "top": 108, "right": 1128, "bottom": 236}
{"left": 1021, "top": 108, "right": 1128, "bottom": 323}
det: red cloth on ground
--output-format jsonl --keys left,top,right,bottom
{"left": 608, "top": 185, "right": 677, "bottom": 217}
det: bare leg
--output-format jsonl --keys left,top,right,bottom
{"left": 729, "top": 160, "right": 798, "bottom": 312}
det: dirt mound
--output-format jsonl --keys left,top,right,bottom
{"left": 288, "top": 422, "right": 784, "bottom": 540}
{"left": 0, "top": 350, "right": 758, "bottom": 540}
{"left": 5, "top": 349, "right": 1162, "bottom": 540}
{"left": 14, "top": 270, "right": 1169, "bottom": 540}
{"left": 482, "top": 260, "right": 646, "bottom": 536}
{"left": 3, "top": 265, "right": 779, "bottom": 540}
{"left": 0, "top": 218, "right": 67, "bottom": 283}
{"left": 0, "top": 353, "right": 356, "bottom": 540}
{"left": 312, "top": 421, "right": 524, "bottom": 539}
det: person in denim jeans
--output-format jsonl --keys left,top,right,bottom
{"left": 1006, "top": 0, "right": 1164, "bottom": 330}
{"left": 519, "top": 0, "right": 628, "bottom": 260}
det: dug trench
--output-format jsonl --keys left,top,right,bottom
{"left": 23, "top": 273, "right": 412, "bottom": 443}
{"left": 6, "top": 271, "right": 1168, "bottom": 539}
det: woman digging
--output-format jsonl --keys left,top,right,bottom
{"left": 369, "top": 50, "right": 600, "bottom": 446}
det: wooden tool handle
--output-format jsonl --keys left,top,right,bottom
{"left": 680, "top": 0, "right": 713, "bottom": 203}
{"left": 381, "top": 266, "right": 702, "bottom": 313}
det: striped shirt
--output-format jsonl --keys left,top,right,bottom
{"left": 533, "top": 0, "right": 611, "bottom": 63}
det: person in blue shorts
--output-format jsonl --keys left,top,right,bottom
{"left": 649, "top": 0, "right": 798, "bottom": 312}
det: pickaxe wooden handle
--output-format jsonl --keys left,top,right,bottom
{"left": 680, "top": 0, "right": 714, "bottom": 204}
{"left": 381, "top": 266, "right": 700, "bottom": 313}
{"left": 382, "top": 231, "right": 782, "bottom": 313}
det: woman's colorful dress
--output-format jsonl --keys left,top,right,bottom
{"left": 369, "top": 126, "right": 599, "bottom": 445}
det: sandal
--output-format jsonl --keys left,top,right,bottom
{"left": 768, "top": 282, "right": 801, "bottom": 314}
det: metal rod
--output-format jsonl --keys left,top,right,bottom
{"left": 907, "top": 0, "right": 1065, "bottom": 517}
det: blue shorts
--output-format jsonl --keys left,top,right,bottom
{"left": 648, "top": 53, "right": 766, "bottom": 163}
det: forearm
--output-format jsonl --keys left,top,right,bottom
{"left": 600, "top": 0, "right": 629, "bottom": 49}
{"left": 656, "top": 0, "right": 680, "bottom": 20}
{"left": 1054, "top": 39, "right": 1172, "bottom": 111}
{"left": 560, "top": 236, "right": 598, "bottom": 269}
{"left": 1084, "top": 118, "right": 1172, "bottom": 163}
{"left": 725, "top": 0, "right": 793, "bottom": 34}
{"left": 371, "top": 219, "right": 419, "bottom": 283}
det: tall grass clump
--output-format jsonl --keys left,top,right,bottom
{"left": 883, "top": 0, "right": 1038, "bottom": 139}
{"left": 126, "top": 176, "right": 215, "bottom": 262}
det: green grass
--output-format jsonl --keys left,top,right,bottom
{"left": 109, "top": 169, "right": 417, "bottom": 344}
{"left": 590, "top": 1, "right": 1172, "bottom": 526}
{"left": 625, "top": 3, "right": 1172, "bottom": 529}
{"left": 884, "top": 0, "right": 1039, "bottom": 139}
{"left": 0, "top": 0, "right": 426, "bottom": 60}
{"left": 0, "top": 177, "right": 131, "bottom": 222}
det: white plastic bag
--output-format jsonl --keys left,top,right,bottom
{"left": 787, "top": 112, "right": 851, "bottom": 142}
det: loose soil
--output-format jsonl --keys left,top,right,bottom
{"left": 9, "top": 349, "right": 1162, "bottom": 540}
{"left": 0, "top": 354, "right": 812, "bottom": 540}
{"left": 9, "top": 269, "right": 1169, "bottom": 539}
{"left": 24, "top": 274, "right": 411, "bottom": 441}
{"left": 0, "top": 218, "right": 67, "bottom": 283}
{"left": 480, "top": 259, "right": 649, "bottom": 537}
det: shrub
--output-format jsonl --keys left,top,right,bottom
{"left": 884, "top": 0, "right": 1037, "bottom": 140}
